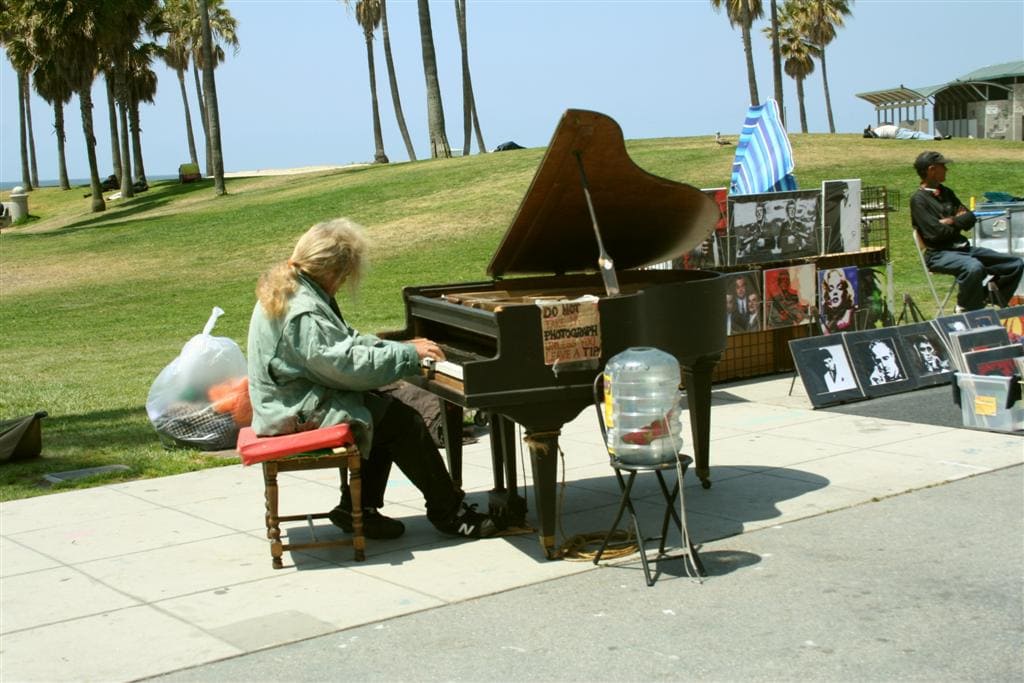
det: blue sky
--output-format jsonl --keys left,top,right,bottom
{"left": 2, "top": 0, "right": 1022, "bottom": 184}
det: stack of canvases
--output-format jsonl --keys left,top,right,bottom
{"left": 789, "top": 305, "right": 1024, "bottom": 409}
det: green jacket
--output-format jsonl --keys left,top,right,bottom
{"left": 247, "top": 274, "right": 421, "bottom": 455}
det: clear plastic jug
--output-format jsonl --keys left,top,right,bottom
{"left": 602, "top": 347, "right": 683, "bottom": 465}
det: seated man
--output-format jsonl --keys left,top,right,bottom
{"left": 910, "top": 151, "right": 1023, "bottom": 311}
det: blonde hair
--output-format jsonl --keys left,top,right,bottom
{"left": 256, "top": 218, "right": 368, "bottom": 318}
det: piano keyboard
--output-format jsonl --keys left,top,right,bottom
{"left": 422, "top": 358, "right": 465, "bottom": 381}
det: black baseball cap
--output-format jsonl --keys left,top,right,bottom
{"left": 914, "top": 151, "right": 953, "bottom": 175}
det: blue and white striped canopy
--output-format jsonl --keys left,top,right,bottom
{"left": 729, "top": 100, "right": 797, "bottom": 195}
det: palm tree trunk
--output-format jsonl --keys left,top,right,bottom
{"left": 365, "top": 32, "right": 389, "bottom": 164}
{"left": 456, "top": 0, "right": 487, "bottom": 155}
{"left": 17, "top": 71, "right": 33, "bottom": 190}
{"left": 797, "top": 76, "right": 808, "bottom": 133}
{"left": 416, "top": 0, "right": 451, "bottom": 159}
{"left": 130, "top": 97, "right": 146, "bottom": 185}
{"left": 106, "top": 76, "right": 122, "bottom": 179}
{"left": 770, "top": 0, "right": 784, "bottom": 122}
{"left": 193, "top": 61, "right": 212, "bottom": 178}
{"left": 380, "top": 0, "right": 416, "bottom": 161}
{"left": 741, "top": 16, "right": 759, "bottom": 106}
{"left": 455, "top": 0, "right": 471, "bottom": 155}
{"left": 176, "top": 66, "right": 199, "bottom": 167}
{"left": 79, "top": 87, "right": 105, "bottom": 212}
{"left": 820, "top": 47, "right": 835, "bottom": 133}
{"left": 54, "top": 101, "right": 70, "bottom": 190}
{"left": 118, "top": 97, "right": 134, "bottom": 198}
{"left": 199, "top": 0, "right": 226, "bottom": 195}
{"left": 23, "top": 74, "right": 39, "bottom": 187}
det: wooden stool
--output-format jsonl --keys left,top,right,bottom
{"left": 237, "top": 424, "right": 365, "bottom": 569}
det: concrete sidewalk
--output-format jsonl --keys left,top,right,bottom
{"left": 1, "top": 376, "right": 1021, "bottom": 682}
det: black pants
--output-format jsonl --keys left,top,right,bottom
{"left": 343, "top": 393, "right": 461, "bottom": 525}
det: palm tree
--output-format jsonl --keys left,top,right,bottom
{"left": 454, "top": 0, "right": 485, "bottom": 156}
{"left": 0, "top": 8, "right": 35, "bottom": 190}
{"left": 105, "top": 75, "right": 122, "bottom": 180}
{"left": 710, "top": 0, "right": 764, "bottom": 107}
{"left": 160, "top": 5, "right": 199, "bottom": 167}
{"left": 797, "top": 0, "right": 852, "bottom": 133}
{"left": 161, "top": 0, "right": 237, "bottom": 177}
{"left": 198, "top": 0, "right": 225, "bottom": 194}
{"left": 766, "top": 2, "right": 817, "bottom": 133}
{"left": 379, "top": 0, "right": 415, "bottom": 161}
{"left": 21, "top": 0, "right": 108, "bottom": 211}
{"left": 345, "top": 0, "right": 388, "bottom": 164}
{"left": 769, "top": 0, "right": 784, "bottom": 123}
{"left": 31, "top": 50, "right": 75, "bottom": 189}
{"left": 416, "top": 0, "right": 451, "bottom": 158}
{"left": 23, "top": 72, "right": 40, "bottom": 187}
{"left": 126, "top": 42, "right": 159, "bottom": 185}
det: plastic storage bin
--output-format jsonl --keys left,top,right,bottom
{"left": 953, "top": 373, "right": 1024, "bottom": 433}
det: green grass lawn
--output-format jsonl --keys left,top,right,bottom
{"left": 1, "top": 133, "right": 1021, "bottom": 500}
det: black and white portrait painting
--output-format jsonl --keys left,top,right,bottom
{"left": 728, "top": 190, "right": 821, "bottom": 265}
{"left": 725, "top": 270, "right": 762, "bottom": 335}
{"left": 845, "top": 329, "right": 918, "bottom": 398}
{"left": 789, "top": 337, "right": 864, "bottom": 408}
{"left": 897, "top": 322, "right": 953, "bottom": 388}
{"left": 821, "top": 179, "right": 862, "bottom": 254}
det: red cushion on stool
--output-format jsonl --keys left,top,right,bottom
{"left": 236, "top": 424, "right": 356, "bottom": 465}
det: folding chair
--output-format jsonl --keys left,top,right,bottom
{"left": 912, "top": 229, "right": 957, "bottom": 316}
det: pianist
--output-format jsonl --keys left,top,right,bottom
{"left": 247, "top": 218, "right": 497, "bottom": 540}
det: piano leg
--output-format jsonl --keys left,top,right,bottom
{"left": 524, "top": 428, "right": 561, "bottom": 560}
{"left": 487, "top": 414, "right": 527, "bottom": 528}
{"left": 682, "top": 356, "right": 717, "bottom": 489}
{"left": 440, "top": 400, "right": 464, "bottom": 487}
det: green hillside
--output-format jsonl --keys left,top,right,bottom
{"left": 1, "top": 133, "right": 1021, "bottom": 500}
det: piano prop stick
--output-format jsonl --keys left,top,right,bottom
{"left": 574, "top": 151, "right": 620, "bottom": 297}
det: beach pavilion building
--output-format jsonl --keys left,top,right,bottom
{"left": 856, "top": 60, "right": 1024, "bottom": 141}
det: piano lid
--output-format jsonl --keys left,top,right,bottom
{"left": 488, "top": 109, "right": 718, "bottom": 278}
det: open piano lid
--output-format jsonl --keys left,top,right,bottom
{"left": 488, "top": 109, "right": 718, "bottom": 278}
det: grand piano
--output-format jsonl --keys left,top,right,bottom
{"left": 394, "top": 109, "right": 727, "bottom": 559}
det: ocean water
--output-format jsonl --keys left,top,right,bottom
{"left": 1, "top": 174, "right": 179, "bottom": 191}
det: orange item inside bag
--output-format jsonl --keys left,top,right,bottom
{"left": 208, "top": 377, "right": 253, "bottom": 426}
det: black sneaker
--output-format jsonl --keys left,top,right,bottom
{"left": 435, "top": 502, "right": 497, "bottom": 539}
{"left": 329, "top": 506, "right": 406, "bottom": 540}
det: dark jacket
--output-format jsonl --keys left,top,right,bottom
{"left": 910, "top": 184, "right": 976, "bottom": 251}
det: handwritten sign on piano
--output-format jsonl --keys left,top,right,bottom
{"left": 536, "top": 295, "right": 602, "bottom": 367}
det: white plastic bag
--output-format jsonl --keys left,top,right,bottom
{"left": 146, "top": 307, "right": 249, "bottom": 450}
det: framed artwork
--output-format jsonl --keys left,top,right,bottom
{"left": 789, "top": 336, "right": 865, "bottom": 408}
{"left": 818, "top": 266, "right": 859, "bottom": 334}
{"left": 948, "top": 325, "right": 1013, "bottom": 372}
{"left": 897, "top": 321, "right": 954, "bottom": 387}
{"left": 962, "top": 344, "right": 1024, "bottom": 377}
{"left": 930, "top": 314, "right": 970, "bottom": 347}
{"left": 998, "top": 305, "right": 1024, "bottom": 343}
{"left": 764, "top": 264, "right": 815, "bottom": 329}
{"left": 844, "top": 329, "right": 918, "bottom": 397}
{"left": 964, "top": 309, "right": 1000, "bottom": 328}
{"left": 856, "top": 267, "right": 888, "bottom": 330}
{"left": 727, "top": 190, "right": 821, "bottom": 266}
{"left": 724, "top": 270, "right": 762, "bottom": 335}
{"left": 674, "top": 187, "right": 729, "bottom": 269}
{"left": 821, "top": 179, "right": 863, "bottom": 254}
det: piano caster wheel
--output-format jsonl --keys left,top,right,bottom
{"left": 472, "top": 411, "right": 489, "bottom": 427}
{"left": 701, "top": 479, "right": 712, "bottom": 490}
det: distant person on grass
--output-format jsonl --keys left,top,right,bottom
{"left": 909, "top": 151, "right": 1023, "bottom": 311}
{"left": 247, "top": 218, "right": 496, "bottom": 541}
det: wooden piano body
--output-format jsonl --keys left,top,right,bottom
{"left": 394, "top": 109, "right": 727, "bottom": 558}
